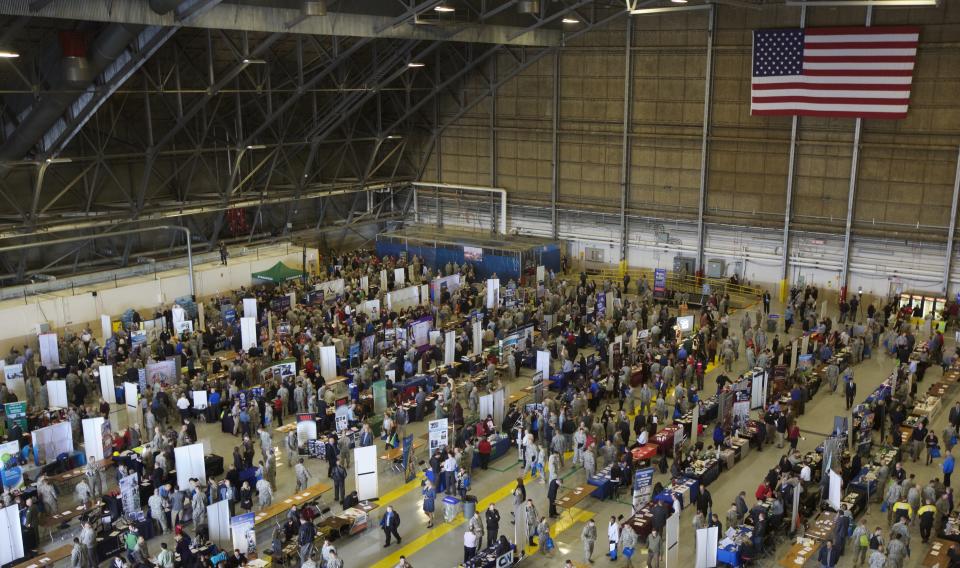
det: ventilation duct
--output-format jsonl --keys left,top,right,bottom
{"left": 58, "top": 31, "right": 92, "bottom": 83}
{"left": 0, "top": 0, "right": 184, "bottom": 164}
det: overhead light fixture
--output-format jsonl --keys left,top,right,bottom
{"left": 245, "top": 144, "right": 266, "bottom": 150}
{"left": 386, "top": 135, "right": 403, "bottom": 140}
{"left": 407, "top": 62, "right": 425, "bottom": 68}
{"left": 562, "top": 17, "right": 579, "bottom": 24}
{"left": 242, "top": 58, "right": 266, "bottom": 65}
{"left": 0, "top": 50, "right": 19, "bottom": 59}
{"left": 44, "top": 157, "right": 72, "bottom": 164}
{"left": 671, "top": 0, "right": 689, "bottom": 3}
{"left": 434, "top": 4, "right": 455, "bottom": 12}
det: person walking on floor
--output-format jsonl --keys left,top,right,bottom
{"left": 608, "top": 515, "right": 620, "bottom": 561}
{"left": 422, "top": 480, "right": 437, "bottom": 528}
{"left": 381, "top": 505, "right": 402, "bottom": 547}
{"left": 219, "top": 242, "right": 228, "bottom": 265}
{"left": 944, "top": 450, "right": 955, "bottom": 487}
{"left": 647, "top": 528, "right": 662, "bottom": 568}
{"left": 485, "top": 504, "right": 500, "bottom": 549}
{"left": 463, "top": 528, "right": 478, "bottom": 563}
{"left": 581, "top": 518, "right": 597, "bottom": 564}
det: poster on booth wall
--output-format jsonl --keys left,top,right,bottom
{"left": 633, "top": 467, "right": 654, "bottom": 507}
{"left": 230, "top": 512, "right": 257, "bottom": 556}
{"left": 732, "top": 400, "right": 751, "bottom": 430}
{"left": 2, "top": 365, "right": 25, "bottom": 402}
{"left": 0, "top": 440, "right": 23, "bottom": 491}
{"left": 119, "top": 473, "right": 141, "bottom": 516}
{"left": 146, "top": 360, "right": 178, "bottom": 386}
{"left": 38, "top": 333, "right": 59, "bottom": 368}
{"left": 654, "top": 268, "right": 667, "bottom": 294}
{"left": 428, "top": 419, "right": 449, "bottom": 452}
{"left": 259, "top": 359, "right": 296, "bottom": 383}
{"left": 1, "top": 404, "right": 24, "bottom": 438}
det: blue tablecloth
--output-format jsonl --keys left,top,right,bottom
{"left": 653, "top": 477, "right": 700, "bottom": 510}
{"left": 716, "top": 526, "right": 753, "bottom": 567}
{"left": 588, "top": 466, "right": 617, "bottom": 500}
{"left": 471, "top": 437, "right": 511, "bottom": 468}
{"left": 849, "top": 466, "right": 878, "bottom": 496}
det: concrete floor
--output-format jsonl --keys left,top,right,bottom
{"left": 39, "top": 295, "right": 950, "bottom": 568}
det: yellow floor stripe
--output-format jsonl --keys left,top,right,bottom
{"left": 370, "top": 472, "right": 538, "bottom": 568}
{"left": 520, "top": 507, "right": 594, "bottom": 557}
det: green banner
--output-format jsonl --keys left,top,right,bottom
{"left": 372, "top": 380, "right": 387, "bottom": 415}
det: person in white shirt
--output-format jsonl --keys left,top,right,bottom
{"left": 176, "top": 395, "right": 190, "bottom": 421}
{"left": 443, "top": 453, "right": 458, "bottom": 496}
{"left": 637, "top": 430, "right": 649, "bottom": 445}
{"left": 463, "top": 528, "right": 479, "bottom": 563}
{"left": 800, "top": 464, "right": 811, "bottom": 482}
{"left": 607, "top": 516, "right": 620, "bottom": 560}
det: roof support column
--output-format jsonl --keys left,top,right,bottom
{"left": 619, "top": 19, "right": 634, "bottom": 268}
{"left": 840, "top": 7, "right": 872, "bottom": 300}
{"left": 695, "top": 5, "right": 716, "bottom": 274}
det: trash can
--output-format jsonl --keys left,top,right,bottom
{"left": 443, "top": 495, "right": 460, "bottom": 523}
{"left": 766, "top": 314, "right": 779, "bottom": 332}
{"left": 462, "top": 495, "right": 477, "bottom": 521}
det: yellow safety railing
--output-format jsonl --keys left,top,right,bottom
{"left": 585, "top": 264, "right": 764, "bottom": 309}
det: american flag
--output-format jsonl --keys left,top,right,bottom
{"left": 751, "top": 26, "right": 920, "bottom": 119}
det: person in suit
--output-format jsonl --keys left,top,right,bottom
{"left": 381, "top": 505, "right": 402, "bottom": 546}
{"left": 548, "top": 477, "right": 563, "bottom": 518}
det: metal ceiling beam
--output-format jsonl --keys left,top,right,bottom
{"left": 0, "top": 179, "right": 407, "bottom": 240}
{"left": 40, "top": 0, "right": 225, "bottom": 160}
{"left": 8, "top": 0, "right": 564, "bottom": 46}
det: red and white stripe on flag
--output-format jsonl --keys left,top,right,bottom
{"left": 750, "top": 26, "right": 920, "bottom": 119}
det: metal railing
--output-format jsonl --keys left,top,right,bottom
{"left": 588, "top": 265, "right": 764, "bottom": 309}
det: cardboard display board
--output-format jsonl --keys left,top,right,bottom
{"left": 319, "top": 345, "right": 338, "bottom": 382}
{"left": 124, "top": 382, "right": 139, "bottom": 408}
{"left": 485, "top": 279, "right": 500, "bottom": 309}
{"left": 536, "top": 266, "right": 545, "bottom": 284}
{"left": 174, "top": 443, "right": 206, "bottom": 490}
{"left": 82, "top": 417, "right": 106, "bottom": 462}
{"left": 358, "top": 299, "right": 381, "bottom": 318}
{"left": 536, "top": 350, "right": 550, "bottom": 379}
{"left": 315, "top": 278, "right": 345, "bottom": 297}
{"left": 387, "top": 286, "right": 420, "bottom": 311}
{"left": 32, "top": 422, "right": 72, "bottom": 464}
{"left": 39, "top": 333, "right": 59, "bottom": 368}
{"left": 444, "top": 331, "right": 455, "bottom": 366}
{"left": 240, "top": 317, "right": 257, "bottom": 351}
{"left": 192, "top": 390, "right": 208, "bottom": 410}
{"left": 828, "top": 469, "right": 843, "bottom": 510}
{"left": 360, "top": 276, "right": 369, "bottom": 292}
{"left": 99, "top": 365, "right": 116, "bottom": 404}
{"left": 354, "top": 445, "right": 378, "bottom": 501}
{"left": 296, "top": 417, "right": 318, "bottom": 446}
{"left": 47, "top": 380, "right": 68, "bottom": 409}
{"left": 208, "top": 500, "right": 231, "bottom": 549}
{"left": 0, "top": 504, "right": 24, "bottom": 565}
{"left": 394, "top": 267, "right": 406, "bottom": 288}
{"left": 695, "top": 526, "right": 719, "bottom": 568}
{"left": 242, "top": 298, "right": 257, "bottom": 319}
{"left": 665, "top": 509, "right": 680, "bottom": 568}
{"left": 100, "top": 315, "right": 112, "bottom": 342}
{"left": 472, "top": 320, "right": 483, "bottom": 357}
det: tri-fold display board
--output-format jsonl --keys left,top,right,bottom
{"left": 47, "top": 380, "right": 68, "bottom": 408}
{"left": 0, "top": 504, "right": 24, "bottom": 565}
{"left": 82, "top": 417, "right": 106, "bottom": 462}
{"left": 174, "top": 443, "right": 206, "bottom": 490}
{"left": 99, "top": 365, "right": 116, "bottom": 404}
